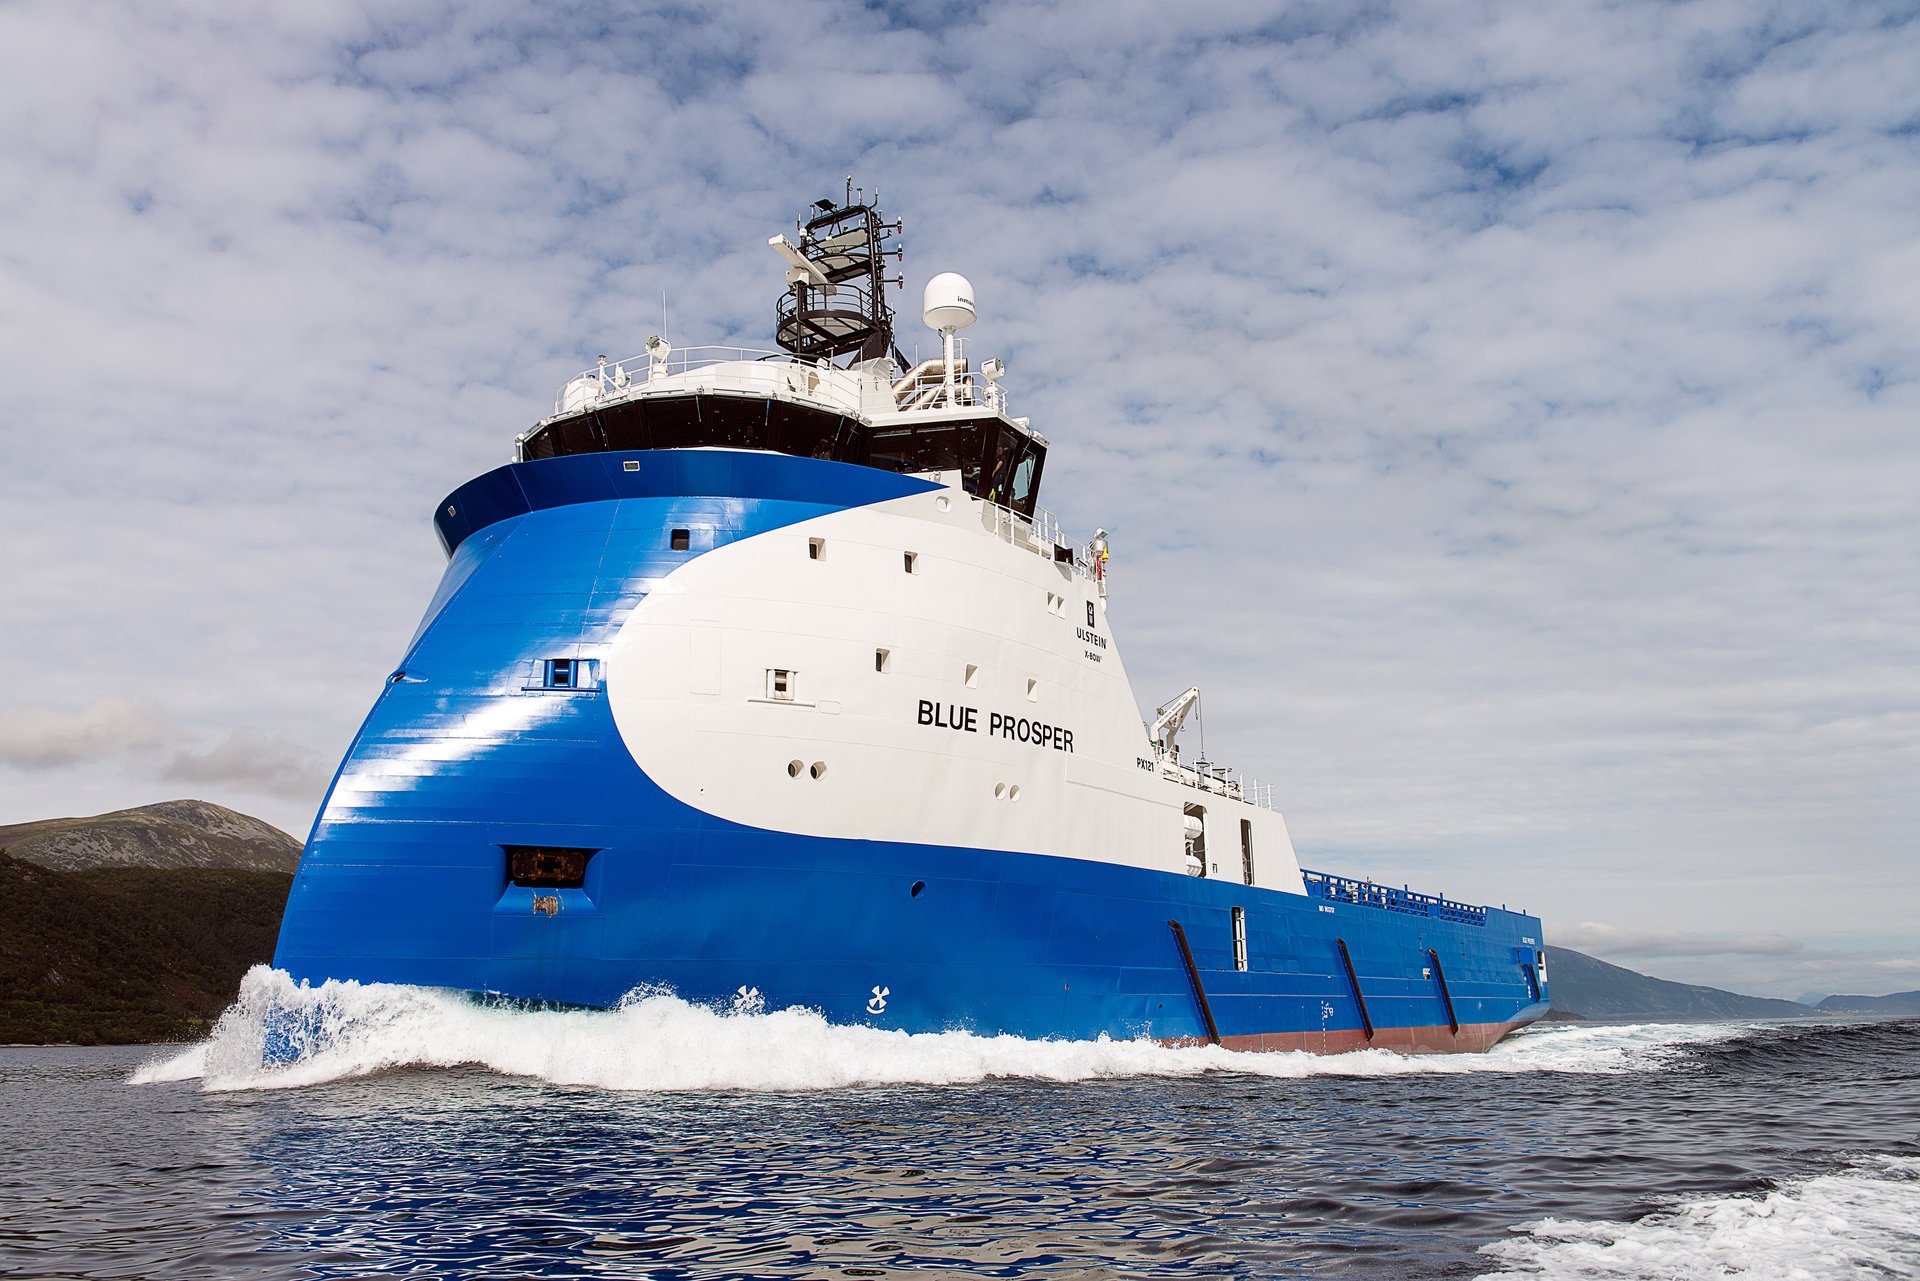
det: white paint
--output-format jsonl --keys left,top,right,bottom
{"left": 605, "top": 465, "right": 1305, "bottom": 888}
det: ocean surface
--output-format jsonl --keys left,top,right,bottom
{"left": 3, "top": 968, "right": 1916, "bottom": 1280}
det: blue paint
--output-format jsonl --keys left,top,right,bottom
{"left": 277, "top": 451, "right": 1547, "bottom": 1045}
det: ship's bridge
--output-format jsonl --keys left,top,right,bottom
{"left": 517, "top": 345, "right": 1048, "bottom": 520}
{"left": 517, "top": 186, "right": 1049, "bottom": 521}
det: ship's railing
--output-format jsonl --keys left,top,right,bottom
{"left": 890, "top": 357, "right": 1009, "bottom": 416}
{"left": 985, "top": 503, "right": 1098, "bottom": 583}
{"left": 1301, "top": 870, "right": 1490, "bottom": 926}
{"left": 1154, "top": 754, "right": 1278, "bottom": 810}
{"left": 554, "top": 344, "right": 1014, "bottom": 419}
{"left": 554, "top": 345, "right": 815, "bottom": 414}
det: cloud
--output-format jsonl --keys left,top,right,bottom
{"left": 162, "top": 728, "right": 331, "bottom": 801}
{"left": 0, "top": 697, "right": 327, "bottom": 806}
{"left": 0, "top": 698, "right": 177, "bottom": 769}
{"left": 0, "top": 0, "right": 1913, "bottom": 940}
{"left": 1553, "top": 921, "right": 1805, "bottom": 959}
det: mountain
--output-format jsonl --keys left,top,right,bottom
{"left": 1816, "top": 991, "right": 1920, "bottom": 1016}
{"left": 0, "top": 799, "right": 299, "bottom": 1043}
{"left": 1546, "top": 946, "right": 1816, "bottom": 1020}
{"left": 0, "top": 799, "right": 300, "bottom": 873}
{"left": 0, "top": 854, "right": 291, "bottom": 1044}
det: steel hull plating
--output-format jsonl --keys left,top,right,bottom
{"left": 274, "top": 451, "right": 1548, "bottom": 1050}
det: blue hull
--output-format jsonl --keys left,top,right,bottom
{"left": 274, "top": 451, "right": 1548, "bottom": 1051}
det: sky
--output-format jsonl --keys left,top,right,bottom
{"left": 1, "top": 0, "right": 1915, "bottom": 1002}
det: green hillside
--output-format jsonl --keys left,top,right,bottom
{"left": 0, "top": 854, "right": 290, "bottom": 1044}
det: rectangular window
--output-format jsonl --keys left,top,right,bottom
{"left": 1232, "top": 906, "right": 1248, "bottom": 971}
{"left": 534, "top": 658, "right": 597, "bottom": 691}
{"left": 1240, "top": 818, "right": 1255, "bottom": 886}
{"left": 875, "top": 648, "right": 891, "bottom": 673}
{"left": 808, "top": 537, "right": 825, "bottom": 560}
{"left": 671, "top": 528, "right": 690, "bottom": 551}
{"left": 903, "top": 551, "right": 919, "bottom": 573}
{"left": 622, "top": 459, "right": 640, "bottom": 472}
{"left": 964, "top": 663, "right": 979, "bottom": 688}
{"left": 768, "top": 668, "right": 794, "bottom": 701}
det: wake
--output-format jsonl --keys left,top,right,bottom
{"left": 133, "top": 966, "right": 1754, "bottom": 1094}
{"left": 1479, "top": 1154, "right": 1920, "bottom": 1280}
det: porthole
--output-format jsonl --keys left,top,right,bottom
{"left": 935, "top": 496, "right": 951, "bottom": 513}
{"left": 1009, "top": 784, "right": 1022, "bottom": 802}
{"left": 787, "top": 760, "right": 804, "bottom": 778}
{"left": 1026, "top": 677, "right": 1038, "bottom": 702}
{"left": 993, "top": 782, "right": 1006, "bottom": 799}
{"left": 910, "top": 880, "right": 927, "bottom": 898}
{"left": 964, "top": 663, "right": 979, "bottom": 688}
{"left": 809, "top": 761, "right": 827, "bottom": 779}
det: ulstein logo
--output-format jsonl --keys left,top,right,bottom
{"left": 867, "top": 986, "right": 890, "bottom": 1014}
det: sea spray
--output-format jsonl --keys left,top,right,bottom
{"left": 134, "top": 966, "right": 1754, "bottom": 1094}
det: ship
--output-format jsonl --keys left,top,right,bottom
{"left": 271, "top": 185, "right": 1550, "bottom": 1054}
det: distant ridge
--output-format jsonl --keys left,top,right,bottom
{"left": 0, "top": 799, "right": 300, "bottom": 874}
{"left": 1546, "top": 946, "right": 1815, "bottom": 1020}
{"left": 1817, "top": 991, "right": 1920, "bottom": 1016}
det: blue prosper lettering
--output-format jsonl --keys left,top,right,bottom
{"left": 917, "top": 700, "right": 979, "bottom": 733}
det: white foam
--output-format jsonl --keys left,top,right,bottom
{"left": 1478, "top": 1155, "right": 1920, "bottom": 1280}
{"left": 130, "top": 967, "right": 1754, "bottom": 1094}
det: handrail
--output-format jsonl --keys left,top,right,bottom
{"left": 552, "top": 342, "right": 1012, "bottom": 419}
{"left": 1301, "top": 869, "right": 1490, "bottom": 927}
{"left": 1152, "top": 753, "right": 1279, "bottom": 811}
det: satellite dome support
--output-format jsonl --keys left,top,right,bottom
{"left": 921, "top": 272, "right": 976, "bottom": 403}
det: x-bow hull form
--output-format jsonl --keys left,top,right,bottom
{"left": 273, "top": 190, "right": 1548, "bottom": 1051}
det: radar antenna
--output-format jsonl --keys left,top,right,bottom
{"left": 771, "top": 179, "right": 905, "bottom": 367}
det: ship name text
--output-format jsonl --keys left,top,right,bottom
{"left": 917, "top": 700, "right": 1075, "bottom": 753}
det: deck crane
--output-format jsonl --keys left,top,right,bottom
{"left": 1150, "top": 687, "right": 1202, "bottom": 764}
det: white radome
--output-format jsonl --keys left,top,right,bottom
{"left": 922, "top": 272, "right": 977, "bottom": 332}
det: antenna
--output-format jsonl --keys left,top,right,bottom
{"left": 770, "top": 183, "right": 906, "bottom": 366}
{"left": 921, "top": 272, "right": 976, "bottom": 400}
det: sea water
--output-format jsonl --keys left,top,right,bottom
{"left": 2, "top": 967, "right": 1915, "bottom": 1279}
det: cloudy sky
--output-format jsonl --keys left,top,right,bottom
{"left": 2, "top": 0, "right": 1914, "bottom": 1001}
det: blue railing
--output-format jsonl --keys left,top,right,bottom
{"left": 1301, "top": 870, "right": 1490, "bottom": 927}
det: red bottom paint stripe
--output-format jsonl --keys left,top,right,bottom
{"left": 1160, "top": 1019, "right": 1533, "bottom": 1056}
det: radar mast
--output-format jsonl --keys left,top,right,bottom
{"left": 770, "top": 179, "right": 905, "bottom": 367}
